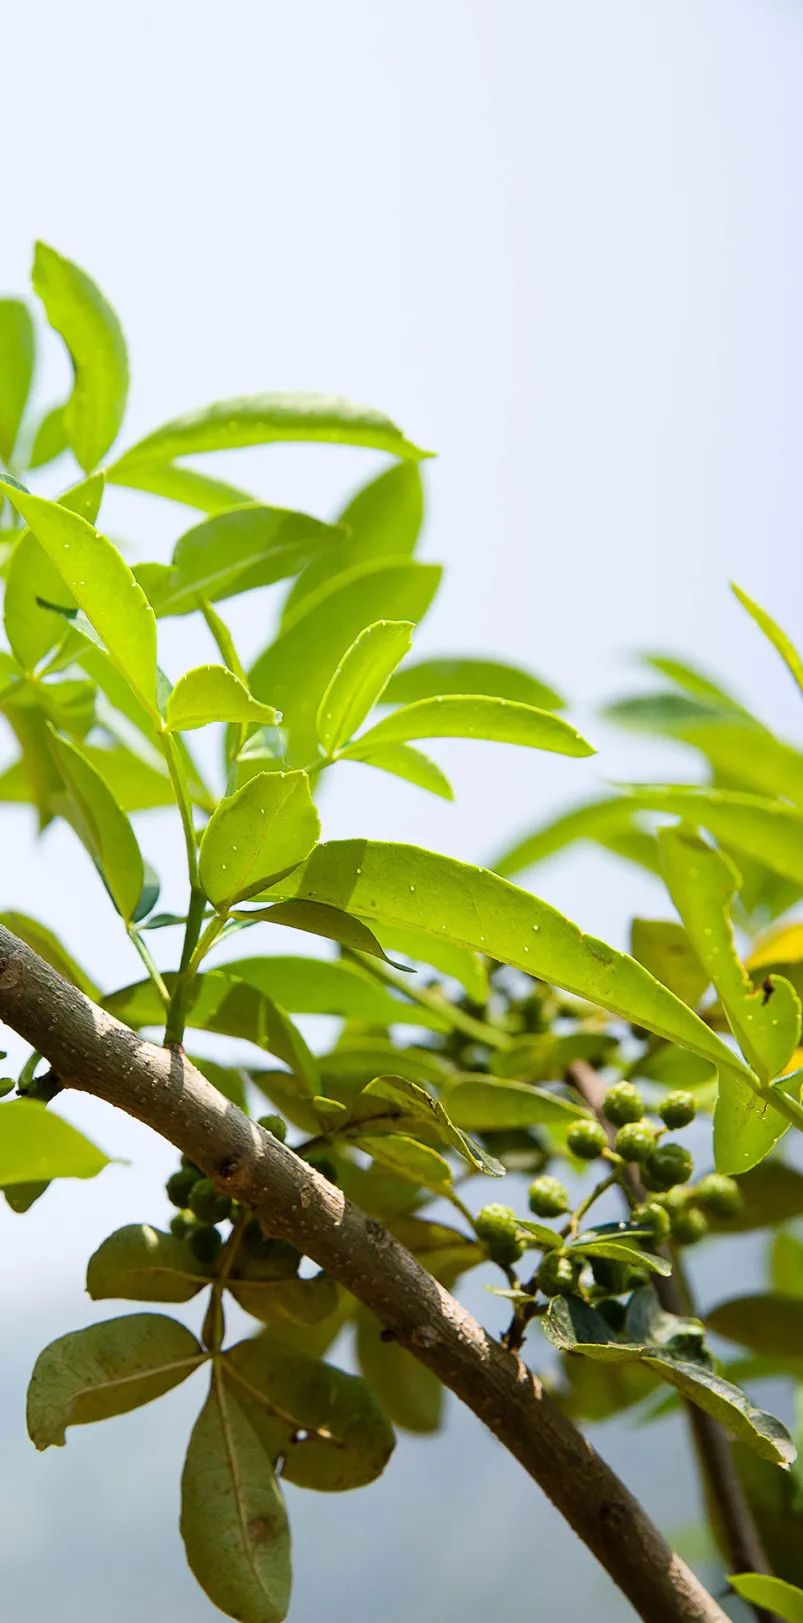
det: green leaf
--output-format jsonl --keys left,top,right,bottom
{"left": 344, "top": 694, "right": 593, "bottom": 760}
{"left": 728, "top": 1574, "right": 803, "bottom": 1620}
{"left": 658, "top": 826, "right": 800, "bottom": 1173}
{"left": 222, "top": 1337, "right": 395, "bottom": 1491}
{"left": 0, "top": 299, "right": 34, "bottom": 462}
{"left": 0, "top": 480, "right": 158, "bottom": 716}
{"left": 234, "top": 899, "right": 403, "bottom": 966}
{"left": 771, "top": 1232, "right": 803, "bottom": 1297}
{"left": 659, "top": 827, "right": 801, "bottom": 1081}
{"left": 0, "top": 1099, "right": 110, "bottom": 1185}
{"left": 249, "top": 559, "right": 441, "bottom": 766}
{"left": 87, "top": 1224, "right": 211, "bottom": 1303}
{"left": 108, "top": 462, "right": 255, "bottom": 513}
{"left": 355, "top": 1133, "right": 453, "bottom": 1188}
{"left": 641, "top": 652, "right": 745, "bottom": 711}
{"left": 493, "top": 796, "right": 656, "bottom": 880}
{"left": 630, "top": 918, "right": 709, "bottom": 1007}
{"left": 140, "top": 504, "right": 345, "bottom": 618}
{"left": 4, "top": 474, "right": 105, "bottom": 671}
{"left": 354, "top": 1075, "right": 504, "bottom": 1177}
{"left": 180, "top": 1368, "right": 290, "bottom": 1623}
{"left": 732, "top": 582, "right": 803, "bottom": 698}
{"left": 385, "top": 655, "right": 563, "bottom": 712}
{"left": 49, "top": 729, "right": 145, "bottom": 921}
{"left": 219, "top": 957, "right": 442, "bottom": 1030}
{"left": 372, "top": 924, "right": 487, "bottom": 1000}
{"left": 28, "top": 404, "right": 69, "bottom": 469}
{"left": 113, "top": 393, "right": 429, "bottom": 471}
{"left": 166, "top": 665, "right": 280, "bottom": 732}
{"left": 356, "top": 1308, "right": 444, "bottom": 1433}
{"left": 646, "top": 1358, "right": 795, "bottom": 1466}
{"left": 199, "top": 770, "right": 320, "bottom": 908}
{"left": 707, "top": 1294, "right": 803, "bottom": 1356}
{"left": 32, "top": 242, "right": 128, "bottom": 471}
{"left": 28, "top": 1313, "right": 204, "bottom": 1448}
{"left": 345, "top": 741, "right": 454, "bottom": 800}
{"left": 545, "top": 1292, "right": 795, "bottom": 1465}
{"left": 272, "top": 839, "right": 760, "bottom": 1087}
{"left": 442, "top": 1078, "right": 587, "bottom": 1130}
{"left": 626, "top": 785, "right": 803, "bottom": 890}
{"left": 565, "top": 1236, "right": 670, "bottom": 1277}
{"left": 227, "top": 1271, "right": 338, "bottom": 1328}
{"left": 317, "top": 620, "right": 414, "bottom": 755}
{"left": 283, "top": 461, "right": 424, "bottom": 619}
{"left": 0, "top": 910, "right": 99, "bottom": 998}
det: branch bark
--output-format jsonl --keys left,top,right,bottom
{"left": 0, "top": 926, "right": 728, "bottom": 1623}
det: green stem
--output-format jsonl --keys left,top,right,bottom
{"left": 128, "top": 927, "right": 170, "bottom": 1008}
{"left": 202, "top": 1210, "right": 249, "bottom": 1353}
{"left": 161, "top": 730, "right": 199, "bottom": 887}
{"left": 566, "top": 1169, "right": 620, "bottom": 1237}
{"left": 187, "top": 911, "right": 227, "bottom": 977}
{"left": 164, "top": 886, "right": 208, "bottom": 1046}
{"left": 352, "top": 953, "right": 508, "bottom": 1050}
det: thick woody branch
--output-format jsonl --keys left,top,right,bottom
{"left": 0, "top": 926, "right": 727, "bottom": 1623}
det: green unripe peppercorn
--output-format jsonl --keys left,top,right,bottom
{"left": 188, "top": 1177, "right": 233, "bottom": 1225}
{"left": 257, "top": 1114, "right": 287, "bottom": 1142}
{"left": 169, "top": 1210, "right": 196, "bottom": 1240}
{"left": 603, "top": 1082, "right": 644, "bottom": 1126}
{"left": 566, "top": 1120, "right": 607, "bottom": 1160}
{"left": 614, "top": 1122, "right": 657, "bottom": 1163}
{"left": 643, "top": 1142, "right": 694, "bottom": 1192}
{"left": 693, "top": 1173, "right": 743, "bottom": 1219}
{"left": 670, "top": 1205, "right": 709, "bottom": 1246}
{"left": 631, "top": 1201, "right": 672, "bottom": 1242}
{"left": 658, "top": 1091, "right": 697, "bottom": 1129}
{"left": 166, "top": 1166, "right": 202, "bottom": 1209}
{"left": 528, "top": 1176, "right": 570, "bottom": 1218}
{"left": 188, "top": 1224, "right": 223, "bottom": 1265}
{"left": 537, "top": 1250, "right": 580, "bottom": 1297}
{"left": 475, "top": 1203, "right": 524, "bottom": 1266}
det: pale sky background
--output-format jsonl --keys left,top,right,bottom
{"left": 2, "top": 1, "right": 803, "bottom": 1618}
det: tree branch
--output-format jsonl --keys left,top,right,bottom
{"left": 0, "top": 925, "right": 728, "bottom": 1623}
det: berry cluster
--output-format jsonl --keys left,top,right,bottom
{"left": 164, "top": 1113, "right": 290, "bottom": 1265}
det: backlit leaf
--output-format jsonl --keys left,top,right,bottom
{"left": 140, "top": 504, "right": 344, "bottom": 617}
{"left": 0, "top": 1099, "right": 110, "bottom": 1186}
{"left": 249, "top": 559, "right": 441, "bottom": 766}
{"left": 166, "top": 665, "right": 280, "bottom": 732}
{"left": 317, "top": 620, "right": 413, "bottom": 755}
{"left": 272, "top": 839, "right": 759, "bottom": 1087}
{"left": 0, "top": 299, "right": 34, "bottom": 462}
{"left": 344, "top": 694, "right": 593, "bottom": 759}
{"left": 385, "top": 655, "right": 563, "bottom": 712}
{"left": 283, "top": 461, "right": 424, "bottom": 619}
{"left": 49, "top": 730, "right": 145, "bottom": 921}
{"left": 658, "top": 826, "right": 800, "bottom": 1172}
{"left": 0, "top": 480, "right": 158, "bottom": 717}
{"left": 199, "top": 771, "right": 319, "bottom": 908}
{"left": 345, "top": 741, "right": 453, "bottom": 800}
{"left": 32, "top": 242, "right": 128, "bottom": 470}
{"left": 356, "top": 1308, "right": 444, "bottom": 1433}
{"left": 728, "top": 1574, "right": 803, "bottom": 1620}
{"left": 732, "top": 582, "right": 803, "bottom": 698}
